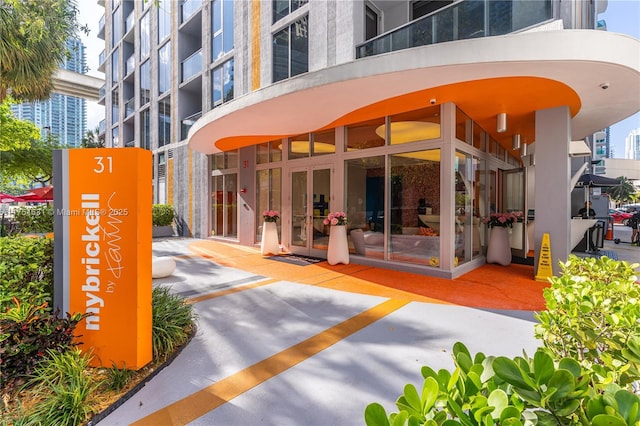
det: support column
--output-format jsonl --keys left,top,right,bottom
{"left": 534, "top": 106, "right": 572, "bottom": 277}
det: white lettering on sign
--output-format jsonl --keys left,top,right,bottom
{"left": 81, "top": 193, "right": 104, "bottom": 330}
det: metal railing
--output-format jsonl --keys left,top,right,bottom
{"left": 181, "top": 111, "right": 202, "bottom": 140}
{"left": 124, "top": 97, "right": 135, "bottom": 117}
{"left": 356, "top": 0, "right": 553, "bottom": 58}
{"left": 181, "top": 49, "right": 202, "bottom": 83}
{"left": 181, "top": 0, "right": 201, "bottom": 23}
{"left": 125, "top": 11, "right": 135, "bottom": 34}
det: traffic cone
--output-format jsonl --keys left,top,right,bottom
{"left": 606, "top": 224, "right": 614, "bottom": 240}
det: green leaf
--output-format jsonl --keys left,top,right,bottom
{"left": 614, "top": 389, "right": 640, "bottom": 424}
{"left": 364, "top": 403, "right": 390, "bottom": 426}
{"left": 402, "top": 384, "right": 422, "bottom": 414}
{"left": 591, "top": 414, "right": 628, "bottom": 426}
{"left": 421, "top": 376, "right": 439, "bottom": 412}
{"left": 558, "top": 358, "right": 582, "bottom": 379}
{"left": 547, "top": 369, "right": 575, "bottom": 400}
{"left": 493, "top": 357, "right": 535, "bottom": 391}
{"left": 553, "top": 399, "right": 581, "bottom": 417}
{"left": 390, "top": 411, "right": 408, "bottom": 426}
{"left": 487, "top": 389, "right": 509, "bottom": 420}
{"left": 533, "top": 350, "right": 554, "bottom": 385}
{"left": 499, "top": 406, "right": 522, "bottom": 422}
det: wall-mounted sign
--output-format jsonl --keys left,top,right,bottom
{"left": 53, "top": 148, "right": 152, "bottom": 369}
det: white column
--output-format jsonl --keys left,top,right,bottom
{"left": 534, "top": 106, "right": 572, "bottom": 277}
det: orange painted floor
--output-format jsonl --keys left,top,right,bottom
{"left": 189, "top": 239, "right": 548, "bottom": 312}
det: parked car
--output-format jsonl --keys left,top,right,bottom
{"left": 609, "top": 209, "right": 633, "bottom": 225}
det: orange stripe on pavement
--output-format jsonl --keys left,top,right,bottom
{"left": 131, "top": 298, "right": 409, "bottom": 426}
{"left": 186, "top": 279, "right": 279, "bottom": 304}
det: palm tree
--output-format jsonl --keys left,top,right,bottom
{"left": 81, "top": 126, "right": 105, "bottom": 148}
{"left": 0, "top": 0, "right": 86, "bottom": 103}
{"left": 605, "top": 176, "right": 639, "bottom": 206}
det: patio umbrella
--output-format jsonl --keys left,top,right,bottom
{"left": 0, "top": 192, "right": 25, "bottom": 203}
{"left": 575, "top": 174, "right": 621, "bottom": 188}
{"left": 20, "top": 185, "right": 54, "bottom": 201}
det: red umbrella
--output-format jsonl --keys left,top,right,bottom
{"left": 0, "top": 192, "right": 25, "bottom": 203}
{"left": 20, "top": 186, "right": 54, "bottom": 201}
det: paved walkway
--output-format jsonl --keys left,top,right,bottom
{"left": 96, "top": 235, "right": 636, "bottom": 426}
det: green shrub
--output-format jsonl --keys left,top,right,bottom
{"left": 0, "top": 300, "right": 87, "bottom": 393}
{"left": 365, "top": 342, "right": 640, "bottom": 426}
{"left": 152, "top": 204, "right": 175, "bottom": 227}
{"left": 0, "top": 236, "right": 54, "bottom": 311}
{"left": 152, "top": 286, "right": 194, "bottom": 359}
{"left": 535, "top": 255, "right": 640, "bottom": 388}
{"left": 103, "top": 361, "right": 134, "bottom": 392}
{"left": 20, "top": 349, "right": 99, "bottom": 426}
{"left": 12, "top": 205, "right": 54, "bottom": 234}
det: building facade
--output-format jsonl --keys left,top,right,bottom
{"left": 625, "top": 128, "right": 640, "bottom": 160}
{"left": 98, "top": 0, "right": 640, "bottom": 278}
{"left": 11, "top": 38, "right": 87, "bottom": 147}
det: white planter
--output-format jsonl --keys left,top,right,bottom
{"left": 327, "top": 225, "right": 349, "bottom": 265}
{"left": 261, "top": 221, "right": 280, "bottom": 255}
{"left": 486, "top": 226, "right": 512, "bottom": 266}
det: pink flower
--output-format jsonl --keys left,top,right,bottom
{"left": 331, "top": 218, "right": 339, "bottom": 226}
{"left": 324, "top": 211, "right": 348, "bottom": 226}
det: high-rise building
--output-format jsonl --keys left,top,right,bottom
{"left": 10, "top": 38, "right": 87, "bottom": 147}
{"left": 625, "top": 128, "right": 640, "bottom": 160}
{"left": 98, "top": 0, "right": 639, "bottom": 278}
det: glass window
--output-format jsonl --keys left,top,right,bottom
{"left": 365, "top": 5, "right": 378, "bottom": 40}
{"left": 111, "top": 47, "right": 119, "bottom": 83}
{"left": 111, "top": 88, "right": 119, "bottom": 122}
{"left": 272, "top": 16, "right": 308, "bottom": 83}
{"left": 257, "top": 140, "right": 282, "bottom": 164}
{"left": 455, "top": 107, "right": 472, "bottom": 145}
{"left": 140, "top": 60, "right": 150, "bottom": 105}
{"left": 256, "top": 168, "right": 282, "bottom": 242}
{"left": 212, "top": 0, "right": 234, "bottom": 62}
{"left": 158, "top": 97, "right": 171, "bottom": 147}
{"left": 112, "top": 6, "right": 121, "bottom": 46}
{"left": 158, "top": 0, "right": 171, "bottom": 42}
{"left": 112, "top": 125, "right": 119, "bottom": 147}
{"left": 211, "top": 173, "right": 238, "bottom": 237}
{"left": 140, "top": 12, "right": 150, "bottom": 59}
{"left": 345, "top": 156, "right": 385, "bottom": 256}
{"left": 387, "top": 106, "right": 441, "bottom": 145}
{"left": 212, "top": 151, "right": 238, "bottom": 170}
{"left": 455, "top": 151, "right": 482, "bottom": 266}
{"left": 212, "top": 58, "right": 234, "bottom": 108}
{"left": 345, "top": 117, "right": 385, "bottom": 151}
{"left": 159, "top": 43, "right": 171, "bottom": 94}
{"left": 141, "top": 108, "right": 150, "bottom": 150}
{"left": 273, "top": 0, "right": 308, "bottom": 23}
{"left": 390, "top": 149, "right": 441, "bottom": 267}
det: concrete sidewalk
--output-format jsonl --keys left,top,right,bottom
{"left": 96, "top": 238, "right": 543, "bottom": 426}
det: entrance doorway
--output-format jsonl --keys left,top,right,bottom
{"left": 502, "top": 167, "right": 528, "bottom": 259}
{"left": 289, "top": 166, "right": 332, "bottom": 257}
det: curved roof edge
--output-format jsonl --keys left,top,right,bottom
{"left": 189, "top": 30, "right": 640, "bottom": 154}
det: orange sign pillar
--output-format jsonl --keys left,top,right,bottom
{"left": 53, "top": 148, "right": 152, "bottom": 369}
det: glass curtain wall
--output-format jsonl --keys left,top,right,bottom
{"left": 454, "top": 151, "right": 484, "bottom": 265}
{"left": 389, "top": 150, "right": 441, "bottom": 266}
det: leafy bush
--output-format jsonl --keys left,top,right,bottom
{"left": 12, "top": 205, "right": 54, "bottom": 233}
{"left": 152, "top": 204, "right": 175, "bottom": 227}
{"left": 152, "top": 286, "right": 194, "bottom": 359}
{"left": 535, "top": 255, "right": 640, "bottom": 388}
{"left": 0, "top": 236, "right": 54, "bottom": 312}
{"left": 0, "top": 299, "right": 87, "bottom": 393}
{"left": 365, "top": 342, "right": 640, "bottom": 426}
{"left": 19, "top": 349, "right": 99, "bottom": 426}
{"left": 103, "top": 361, "right": 134, "bottom": 392}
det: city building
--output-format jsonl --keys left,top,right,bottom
{"left": 11, "top": 38, "right": 87, "bottom": 147}
{"left": 625, "top": 128, "right": 640, "bottom": 160}
{"left": 98, "top": 0, "right": 640, "bottom": 278}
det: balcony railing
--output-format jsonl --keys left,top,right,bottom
{"left": 356, "top": 0, "right": 553, "bottom": 58}
{"left": 98, "top": 119, "right": 106, "bottom": 134}
{"left": 98, "top": 15, "right": 105, "bottom": 39}
{"left": 181, "top": 50, "right": 202, "bottom": 83}
{"left": 126, "top": 54, "right": 135, "bottom": 76}
{"left": 98, "top": 84, "right": 106, "bottom": 100}
{"left": 181, "top": 0, "right": 201, "bottom": 24}
{"left": 125, "top": 11, "right": 135, "bottom": 34}
{"left": 125, "top": 97, "right": 135, "bottom": 117}
{"left": 181, "top": 111, "right": 202, "bottom": 140}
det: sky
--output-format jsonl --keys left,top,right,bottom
{"left": 78, "top": 0, "right": 640, "bottom": 158}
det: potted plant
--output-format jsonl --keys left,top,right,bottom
{"left": 152, "top": 204, "right": 175, "bottom": 238}
{"left": 260, "top": 210, "right": 280, "bottom": 255}
{"left": 482, "top": 211, "right": 521, "bottom": 265}
{"left": 324, "top": 211, "right": 349, "bottom": 265}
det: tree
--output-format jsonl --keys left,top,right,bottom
{"left": 0, "top": 0, "right": 87, "bottom": 103}
{"left": 0, "top": 98, "right": 39, "bottom": 151}
{"left": 0, "top": 132, "right": 62, "bottom": 186}
{"left": 604, "top": 176, "right": 639, "bottom": 205}
{"left": 81, "top": 126, "right": 105, "bottom": 148}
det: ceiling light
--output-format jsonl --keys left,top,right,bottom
{"left": 496, "top": 113, "right": 507, "bottom": 133}
{"left": 287, "top": 141, "right": 336, "bottom": 154}
{"left": 375, "top": 121, "right": 440, "bottom": 145}
{"left": 511, "top": 134, "right": 521, "bottom": 150}
{"left": 520, "top": 142, "right": 528, "bottom": 157}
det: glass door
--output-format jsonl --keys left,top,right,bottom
{"left": 290, "top": 166, "right": 332, "bottom": 257}
{"left": 502, "top": 168, "right": 527, "bottom": 258}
